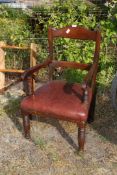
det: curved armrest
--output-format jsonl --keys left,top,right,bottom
{"left": 82, "top": 62, "right": 98, "bottom": 88}
{"left": 21, "top": 59, "right": 52, "bottom": 80}
{"left": 82, "top": 62, "right": 98, "bottom": 104}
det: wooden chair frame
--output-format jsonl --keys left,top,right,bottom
{"left": 21, "top": 26, "right": 101, "bottom": 151}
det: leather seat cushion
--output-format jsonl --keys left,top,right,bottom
{"left": 21, "top": 80, "right": 92, "bottom": 122}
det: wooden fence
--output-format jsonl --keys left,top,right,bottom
{"left": 0, "top": 42, "right": 37, "bottom": 92}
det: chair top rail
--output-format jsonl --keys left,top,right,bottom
{"left": 50, "top": 26, "right": 98, "bottom": 41}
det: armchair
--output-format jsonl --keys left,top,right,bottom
{"left": 21, "top": 26, "right": 101, "bottom": 151}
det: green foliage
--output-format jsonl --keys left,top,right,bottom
{"left": 0, "top": 18, "right": 30, "bottom": 45}
{"left": 0, "top": 6, "right": 34, "bottom": 70}
{"left": 0, "top": 1, "right": 117, "bottom": 89}
{"left": 48, "top": 0, "right": 96, "bottom": 28}
{"left": 0, "top": 5, "right": 32, "bottom": 46}
{"left": 31, "top": 0, "right": 117, "bottom": 88}
{"left": 34, "top": 136, "right": 46, "bottom": 150}
{"left": 97, "top": 1, "right": 117, "bottom": 88}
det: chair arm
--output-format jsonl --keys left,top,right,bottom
{"left": 21, "top": 59, "right": 52, "bottom": 80}
{"left": 82, "top": 61, "right": 98, "bottom": 87}
{"left": 82, "top": 62, "right": 98, "bottom": 104}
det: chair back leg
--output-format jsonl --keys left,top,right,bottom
{"left": 88, "top": 88, "right": 97, "bottom": 123}
{"left": 78, "top": 122, "right": 86, "bottom": 151}
{"left": 23, "top": 115, "right": 30, "bottom": 139}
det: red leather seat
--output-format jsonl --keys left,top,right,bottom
{"left": 21, "top": 80, "right": 92, "bottom": 122}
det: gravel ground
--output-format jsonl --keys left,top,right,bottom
{"left": 0, "top": 83, "right": 117, "bottom": 175}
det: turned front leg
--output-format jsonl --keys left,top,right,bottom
{"left": 78, "top": 122, "right": 86, "bottom": 151}
{"left": 23, "top": 115, "right": 30, "bottom": 139}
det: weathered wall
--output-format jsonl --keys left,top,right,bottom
{"left": 17, "top": 0, "right": 54, "bottom": 6}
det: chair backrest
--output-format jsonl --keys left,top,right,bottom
{"left": 48, "top": 25, "right": 101, "bottom": 62}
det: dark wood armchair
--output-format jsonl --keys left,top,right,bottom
{"left": 21, "top": 26, "right": 101, "bottom": 151}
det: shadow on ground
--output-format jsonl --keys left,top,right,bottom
{"left": 91, "top": 92, "right": 117, "bottom": 145}
{"left": 3, "top": 90, "right": 117, "bottom": 150}
{"left": 3, "top": 95, "right": 78, "bottom": 150}
{"left": 3, "top": 96, "right": 23, "bottom": 133}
